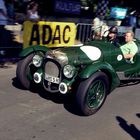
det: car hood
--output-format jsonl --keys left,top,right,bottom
{"left": 46, "top": 45, "right": 103, "bottom": 66}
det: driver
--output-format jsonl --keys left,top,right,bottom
{"left": 107, "top": 26, "right": 120, "bottom": 46}
{"left": 120, "top": 31, "right": 138, "bottom": 63}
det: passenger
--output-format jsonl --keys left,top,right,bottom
{"left": 100, "top": 21, "right": 109, "bottom": 38}
{"left": 120, "top": 31, "right": 138, "bottom": 63}
{"left": 107, "top": 26, "right": 120, "bottom": 47}
{"left": 92, "top": 17, "right": 102, "bottom": 40}
{"left": 92, "top": 17, "right": 109, "bottom": 40}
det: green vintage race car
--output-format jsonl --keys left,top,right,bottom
{"left": 16, "top": 39, "right": 140, "bottom": 116}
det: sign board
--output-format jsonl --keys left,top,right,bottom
{"left": 54, "top": 0, "right": 81, "bottom": 15}
{"left": 110, "top": 7, "right": 127, "bottom": 19}
{"left": 23, "top": 21, "right": 76, "bottom": 48}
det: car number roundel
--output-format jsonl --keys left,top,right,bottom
{"left": 80, "top": 45, "right": 101, "bottom": 61}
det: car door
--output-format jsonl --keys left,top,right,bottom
{"left": 106, "top": 43, "right": 135, "bottom": 71}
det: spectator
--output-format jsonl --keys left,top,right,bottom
{"left": 120, "top": 31, "right": 138, "bottom": 63}
{"left": 0, "top": 0, "right": 8, "bottom": 25}
{"left": 5, "top": 0, "right": 15, "bottom": 22}
{"left": 0, "top": 0, "right": 8, "bottom": 47}
{"left": 26, "top": 1, "right": 39, "bottom": 22}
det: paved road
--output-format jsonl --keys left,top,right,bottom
{"left": 0, "top": 64, "right": 140, "bottom": 140}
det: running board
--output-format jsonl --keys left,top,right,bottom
{"left": 117, "top": 72, "right": 140, "bottom": 80}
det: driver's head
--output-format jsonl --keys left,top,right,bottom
{"left": 108, "top": 26, "right": 118, "bottom": 40}
{"left": 124, "top": 31, "right": 134, "bottom": 43}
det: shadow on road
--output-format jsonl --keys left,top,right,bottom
{"left": 12, "top": 77, "right": 27, "bottom": 90}
{"left": 12, "top": 77, "right": 83, "bottom": 116}
{"left": 116, "top": 115, "right": 140, "bottom": 140}
{"left": 38, "top": 89, "right": 84, "bottom": 116}
{"left": 136, "top": 113, "right": 140, "bottom": 118}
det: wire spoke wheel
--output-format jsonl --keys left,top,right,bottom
{"left": 76, "top": 71, "right": 109, "bottom": 116}
{"left": 87, "top": 80, "right": 105, "bottom": 109}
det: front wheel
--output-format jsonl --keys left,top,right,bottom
{"left": 76, "top": 71, "right": 109, "bottom": 116}
{"left": 16, "top": 53, "right": 34, "bottom": 89}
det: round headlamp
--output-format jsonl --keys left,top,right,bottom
{"left": 63, "top": 65, "right": 75, "bottom": 78}
{"left": 32, "top": 55, "right": 43, "bottom": 67}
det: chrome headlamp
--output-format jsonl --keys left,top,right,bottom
{"left": 63, "top": 65, "right": 75, "bottom": 78}
{"left": 32, "top": 54, "right": 43, "bottom": 67}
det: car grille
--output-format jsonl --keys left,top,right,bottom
{"left": 45, "top": 61, "right": 59, "bottom": 77}
{"left": 43, "top": 59, "right": 61, "bottom": 93}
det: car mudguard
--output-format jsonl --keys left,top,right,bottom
{"left": 79, "top": 61, "right": 120, "bottom": 91}
{"left": 19, "top": 45, "right": 50, "bottom": 57}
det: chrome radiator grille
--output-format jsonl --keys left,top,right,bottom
{"left": 43, "top": 60, "right": 61, "bottom": 93}
{"left": 45, "top": 61, "right": 59, "bottom": 77}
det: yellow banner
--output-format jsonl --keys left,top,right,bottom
{"left": 23, "top": 21, "right": 76, "bottom": 48}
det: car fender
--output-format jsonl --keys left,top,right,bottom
{"left": 79, "top": 61, "right": 120, "bottom": 91}
{"left": 19, "top": 45, "right": 50, "bottom": 57}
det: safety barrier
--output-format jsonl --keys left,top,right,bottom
{"left": 76, "top": 23, "right": 93, "bottom": 43}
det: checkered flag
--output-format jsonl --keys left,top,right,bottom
{"left": 96, "top": 0, "right": 109, "bottom": 19}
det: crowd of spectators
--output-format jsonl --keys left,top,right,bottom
{"left": 0, "top": 0, "right": 40, "bottom": 24}
{"left": 0, "top": 0, "right": 39, "bottom": 49}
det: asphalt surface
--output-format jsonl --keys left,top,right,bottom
{"left": 0, "top": 64, "right": 140, "bottom": 140}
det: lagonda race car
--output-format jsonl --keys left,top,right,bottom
{"left": 16, "top": 37, "right": 140, "bottom": 116}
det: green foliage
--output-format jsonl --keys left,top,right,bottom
{"left": 80, "top": 0, "right": 98, "bottom": 13}
{"left": 80, "top": 0, "right": 96, "bottom": 6}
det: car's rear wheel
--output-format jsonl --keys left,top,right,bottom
{"left": 16, "top": 53, "right": 34, "bottom": 89}
{"left": 76, "top": 71, "right": 109, "bottom": 116}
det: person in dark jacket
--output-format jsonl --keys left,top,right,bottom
{"left": 107, "top": 26, "right": 120, "bottom": 47}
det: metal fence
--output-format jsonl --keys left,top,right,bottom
{"left": 76, "top": 23, "right": 93, "bottom": 43}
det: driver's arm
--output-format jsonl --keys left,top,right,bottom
{"left": 123, "top": 54, "right": 134, "bottom": 59}
{"left": 121, "top": 42, "right": 138, "bottom": 59}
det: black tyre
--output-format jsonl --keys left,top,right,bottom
{"left": 76, "top": 71, "right": 109, "bottom": 116}
{"left": 16, "top": 53, "right": 34, "bottom": 89}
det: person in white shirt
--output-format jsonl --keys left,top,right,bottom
{"left": 26, "top": 1, "right": 39, "bottom": 22}
{"left": 92, "top": 17, "right": 109, "bottom": 40}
